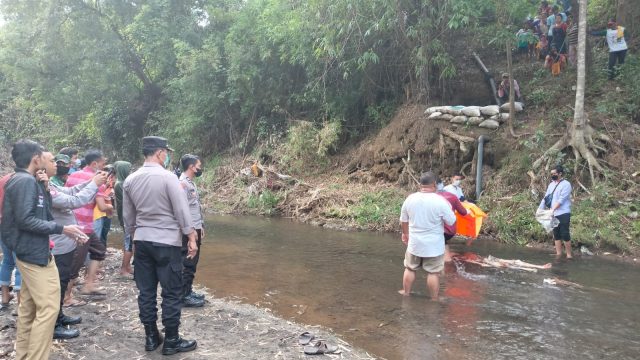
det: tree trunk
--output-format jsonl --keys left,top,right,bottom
{"left": 505, "top": 40, "right": 517, "bottom": 137}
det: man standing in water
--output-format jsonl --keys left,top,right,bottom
{"left": 399, "top": 172, "right": 456, "bottom": 300}
{"left": 123, "top": 136, "right": 198, "bottom": 355}
{"left": 539, "top": 165, "right": 573, "bottom": 258}
{"left": 179, "top": 154, "right": 206, "bottom": 307}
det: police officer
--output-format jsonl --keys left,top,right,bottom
{"left": 122, "top": 136, "right": 198, "bottom": 355}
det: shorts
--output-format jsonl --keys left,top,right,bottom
{"left": 553, "top": 213, "right": 571, "bottom": 241}
{"left": 404, "top": 252, "right": 444, "bottom": 273}
{"left": 444, "top": 233, "right": 455, "bottom": 244}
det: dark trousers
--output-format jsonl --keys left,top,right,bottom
{"left": 181, "top": 229, "right": 202, "bottom": 297}
{"left": 70, "top": 232, "right": 106, "bottom": 279}
{"left": 608, "top": 49, "right": 627, "bottom": 79}
{"left": 134, "top": 241, "right": 183, "bottom": 329}
{"left": 54, "top": 250, "right": 75, "bottom": 325}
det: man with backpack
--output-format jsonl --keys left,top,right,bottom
{"left": 539, "top": 165, "right": 573, "bottom": 258}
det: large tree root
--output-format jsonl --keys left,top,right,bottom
{"left": 532, "top": 124, "right": 610, "bottom": 185}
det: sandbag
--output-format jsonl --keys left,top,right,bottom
{"left": 461, "top": 106, "right": 481, "bottom": 117}
{"left": 450, "top": 116, "right": 468, "bottom": 124}
{"left": 480, "top": 105, "right": 500, "bottom": 116}
{"left": 500, "top": 102, "right": 524, "bottom": 112}
{"left": 442, "top": 107, "right": 463, "bottom": 116}
{"left": 428, "top": 112, "right": 442, "bottom": 119}
{"left": 425, "top": 106, "right": 445, "bottom": 115}
{"left": 438, "top": 114, "right": 454, "bottom": 121}
{"left": 479, "top": 119, "right": 500, "bottom": 129}
{"left": 491, "top": 113, "right": 511, "bottom": 123}
{"left": 536, "top": 209, "right": 559, "bottom": 233}
{"left": 468, "top": 116, "right": 484, "bottom": 125}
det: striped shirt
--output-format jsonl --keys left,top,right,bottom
{"left": 65, "top": 167, "right": 97, "bottom": 234}
{"left": 567, "top": 24, "right": 578, "bottom": 46}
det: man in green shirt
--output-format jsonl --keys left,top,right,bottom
{"left": 50, "top": 154, "right": 71, "bottom": 187}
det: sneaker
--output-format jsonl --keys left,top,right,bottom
{"left": 188, "top": 291, "right": 205, "bottom": 300}
{"left": 182, "top": 293, "right": 204, "bottom": 308}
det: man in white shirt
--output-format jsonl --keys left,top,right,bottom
{"left": 399, "top": 172, "right": 456, "bottom": 301}
{"left": 443, "top": 173, "right": 466, "bottom": 201}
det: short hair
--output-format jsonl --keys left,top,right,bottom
{"left": 419, "top": 171, "right": 437, "bottom": 186}
{"left": 554, "top": 165, "right": 564, "bottom": 174}
{"left": 59, "top": 147, "right": 78, "bottom": 158}
{"left": 11, "top": 140, "right": 45, "bottom": 169}
{"left": 84, "top": 149, "right": 103, "bottom": 165}
{"left": 180, "top": 154, "right": 200, "bottom": 171}
{"left": 143, "top": 147, "right": 161, "bottom": 157}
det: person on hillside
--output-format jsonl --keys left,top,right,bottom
{"left": 43, "top": 151, "right": 107, "bottom": 339}
{"left": 591, "top": 20, "right": 628, "bottom": 80}
{"left": 536, "top": 34, "right": 549, "bottom": 60}
{"left": 93, "top": 164, "right": 115, "bottom": 247}
{"left": 50, "top": 154, "right": 71, "bottom": 187}
{"left": 516, "top": 26, "right": 537, "bottom": 58}
{"left": 1, "top": 140, "right": 86, "bottom": 360}
{"left": 443, "top": 173, "right": 466, "bottom": 202}
{"left": 437, "top": 179, "right": 470, "bottom": 263}
{"left": 65, "top": 150, "right": 108, "bottom": 299}
{"left": 399, "top": 172, "right": 456, "bottom": 300}
{"left": 545, "top": 47, "right": 567, "bottom": 75}
{"left": 179, "top": 154, "right": 206, "bottom": 307}
{"left": 566, "top": 16, "right": 578, "bottom": 65}
{"left": 497, "top": 73, "right": 522, "bottom": 105}
{"left": 0, "top": 173, "right": 21, "bottom": 311}
{"left": 538, "top": 165, "right": 573, "bottom": 259}
{"left": 59, "top": 147, "right": 79, "bottom": 174}
{"left": 123, "top": 136, "right": 198, "bottom": 355}
{"left": 551, "top": 14, "right": 568, "bottom": 54}
{"left": 538, "top": 1, "right": 552, "bottom": 20}
{"left": 546, "top": 6, "right": 567, "bottom": 51}
{"left": 113, "top": 161, "right": 134, "bottom": 277}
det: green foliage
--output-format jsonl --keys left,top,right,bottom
{"left": 481, "top": 192, "right": 547, "bottom": 245}
{"left": 349, "top": 190, "right": 404, "bottom": 227}
{"left": 247, "top": 189, "right": 282, "bottom": 215}
{"left": 280, "top": 120, "right": 341, "bottom": 173}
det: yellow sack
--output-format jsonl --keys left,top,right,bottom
{"left": 617, "top": 26, "right": 625, "bottom": 39}
{"left": 551, "top": 61, "right": 561, "bottom": 76}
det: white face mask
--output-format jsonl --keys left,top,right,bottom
{"left": 453, "top": 179, "right": 462, "bottom": 186}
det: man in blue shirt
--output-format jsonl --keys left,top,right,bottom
{"left": 539, "top": 165, "right": 573, "bottom": 258}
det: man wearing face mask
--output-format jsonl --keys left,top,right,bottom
{"left": 123, "top": 136, "right": 198, "bottom": 355}
{"left": 443, "top": 173, "right": 466, "bottom": 202}
{"left": 539, "top": 165, "right": 573, "bottom": 258}
{"left": 178, "top": 154, "right": 206, "bottom": 307}
{"left": 50, "top": 154, "right": 72, "bottom": 187}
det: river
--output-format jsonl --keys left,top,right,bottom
{"left": 195, "top": 215, "right": 640, "bottom": 360}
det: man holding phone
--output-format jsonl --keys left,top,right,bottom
{"left": 1, "top": 140, "right": 86, "bottom": 360}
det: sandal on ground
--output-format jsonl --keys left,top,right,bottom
{"left": 304, "top": 341, "right": 338, "bottom": 355}
{"left": 298, "top": 331, "right": 315, "bottom": 345}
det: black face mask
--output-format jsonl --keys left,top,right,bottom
{"left": 551, "top": 174, "right": 559, "bottom": 181}
{"left": 56, "top": 165, "right": 70, "bottom": 177}
{"left": 194, "top": 168, "right": 203, "bottom": 178}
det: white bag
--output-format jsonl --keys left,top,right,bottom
{"left": 535, "top": 209, "right": 559, "bottom": 233}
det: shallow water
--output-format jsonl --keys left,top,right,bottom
{"left": 196, "top": 215, "right": 640, "bottom": 360}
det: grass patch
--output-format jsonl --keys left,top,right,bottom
{"left": 348, "top": 190, "right": 404, "bottom": 227}
{"left": 247, "top": 189, "right": 282, "bottom": 215}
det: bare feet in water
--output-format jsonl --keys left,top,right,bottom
{"left": 398, "top": 290, "right": 410, "bottom": 296}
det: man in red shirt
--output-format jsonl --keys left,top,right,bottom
{"left": 437, "top": 179, "right": 470, "bottom": 262}
{"left": 65, "top": 150, "right": 107, "bottom": 299}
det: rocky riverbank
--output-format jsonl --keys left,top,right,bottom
{"left": 0, "top": 249, "right": 376, "bottom": 359}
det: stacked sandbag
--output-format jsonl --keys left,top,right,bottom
{"left": 424, "top": 102, "right": 525, "bottom": 129}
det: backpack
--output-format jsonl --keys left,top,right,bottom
{"left": 0, "top": 173, "right": 15, "bottom": 223}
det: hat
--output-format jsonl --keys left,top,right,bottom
{"left": 502, "top": 72, "right": 509, "bottom": 78}
{"left": 142, "top": 136, "right": 174, "bottom": 152}
{"left": 54, "top": 154, "right": 71, "bottom": 164}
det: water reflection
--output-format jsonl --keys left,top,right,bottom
{"left": 196, "top": 215, "right": 640, "bottom": 360}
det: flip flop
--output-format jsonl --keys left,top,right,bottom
{"left": 298, "top": 331, "right": 315, "bottom": 345}
{"left": 63, "top": 299, "right": 88, "bottom": 308}
{"left": 304, "top": 341, "right": 338, "bottom": 355}
{"left": 79, "top": 289, "right": 107, "bottom": 296}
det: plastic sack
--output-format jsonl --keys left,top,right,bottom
{"left": 535, "top": 209, "right": 559, "bottom": 233}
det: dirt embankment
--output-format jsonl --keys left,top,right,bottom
{"left": 0, "top": 249, "right": 375, "bottom": 359}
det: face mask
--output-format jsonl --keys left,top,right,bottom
{"left": 453, "top": 180, "right": 462, "bottom": 186}
{"left": 163, "top": 152, "right": 172, "bottom": 169}
{"left": 551, "top": 174, "right": 559, "bottom": 181}
{"left": 56, "top": 165, "right": 70, "bottom": 177}
{"left": 195, "top": 168, "right": 203, "bottom": 177}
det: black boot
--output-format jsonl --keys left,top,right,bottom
{"left": 162, "top": 326, "right": 197, "bottom": 355}
{"left": 53, "top": 325, "right": 80, "bottom": 339}
{"left": 60, "top": 314, "right": 82, "bottom": 326}
{"left": 144, "top": 323, "right": 163, "bottom": 351}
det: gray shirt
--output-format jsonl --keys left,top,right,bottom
{"left": 123, "top": 162, "right": 194, "bottom": 247}
{"left": 179, "top": 173, "right": 203, "bottom": 230}
{"left": 50, "top": 180, "right": 99, "bottom": 255}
